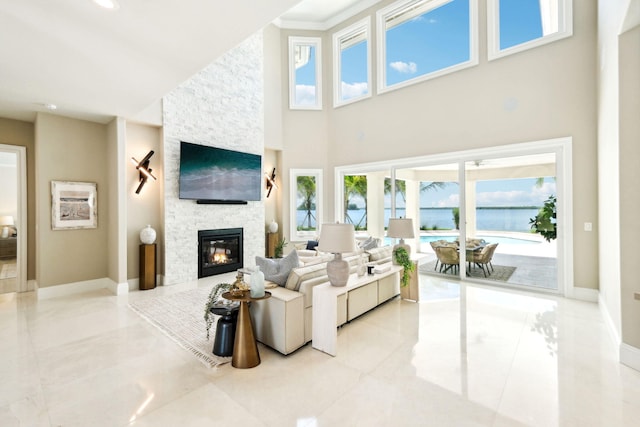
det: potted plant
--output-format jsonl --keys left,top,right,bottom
{"left": 394, "top": 247, "right": 415, "bottom": 287}
{"left": 274, "top": 237, "right": 288, "bottom": 258}
{"left": 203, "top": 282, "right": 232, "bottom": 339}
{"left": 529, "top": 195, "right": 557, "bottom": 242}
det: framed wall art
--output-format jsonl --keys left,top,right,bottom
{"left": 51, "top": 181, "right": 97, "bottom": 230}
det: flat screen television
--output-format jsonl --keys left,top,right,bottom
{"left": 178, "top": 141, "right": 262, "bottom": 202}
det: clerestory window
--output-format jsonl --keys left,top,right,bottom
{"left": 333, "top": 17, "right": 371, "bottom": 107}
{"left": 289, "top": 37, "right": 322, "bottom": 110}
{"left": 376, "top": 0, "right": 478, "bottom": 94}
{"left": 487, "top": 0, "right": 573, "bottom": 60}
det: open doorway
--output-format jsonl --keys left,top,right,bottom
{"left": 0, "top": 144, "right": 27, "bottom": 293}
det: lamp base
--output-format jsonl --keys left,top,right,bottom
{"left": 327, "top": 253, "right": 350, "bottom": 287}
{"left": 392, "top": 240, "right": 411, "bottom": 265}
{"left": 1, "top": 226, "right": 8, "bottom": 239}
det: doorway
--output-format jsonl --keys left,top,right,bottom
{"left": 0, "top": 144, "right": 27, "bottom": 293}
{"left": 335, "top": 138, "right": 571, "bottom": 295}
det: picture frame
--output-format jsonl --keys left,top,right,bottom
{"left": 51, "top": 181, "right": 97, "bottom": 230}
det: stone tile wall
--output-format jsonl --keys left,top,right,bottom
{"left": 162, "top": 32, "right": 265, "bottom": 285}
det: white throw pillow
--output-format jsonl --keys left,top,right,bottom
{"left": 255, "top": 250, "right": 299, "bottom": 286}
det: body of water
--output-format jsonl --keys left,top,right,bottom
{"left": 299, "top": 207, "right": 540, "bottom": 233}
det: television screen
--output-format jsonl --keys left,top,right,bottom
{"left": 179, "top": 141, "right": 262, "bottom": 202}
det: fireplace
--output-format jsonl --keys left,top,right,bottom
{"left": 198, "top": 228, "right": 243, "bottom": 278}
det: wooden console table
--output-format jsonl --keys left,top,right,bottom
{"left": 312, "top": 264, "right": 402, "bottom": 356}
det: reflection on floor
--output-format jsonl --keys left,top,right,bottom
{"left": 1, "top": 273, "right": 639, "bottom": 426}
{"left": 0, "top": 257, "right": 16, "bottom": 294}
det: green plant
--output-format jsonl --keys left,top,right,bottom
{"left": 452, "top": 207, "right": 460, "bottom": 229}
{"left": 529, "top": 195, "right": 557, "bottom": 242}
{"left": 274, "top": 237, "right": 288, "bottom": 258}
{"left": 393, "top": 246, "right": 416, "bottom": 287}
{"left": 204, "top": 282, "right": 232, "bottom": 339}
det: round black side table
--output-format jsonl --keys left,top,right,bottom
{"left": 210, "top": 304, "right": 239, "bottom": 357}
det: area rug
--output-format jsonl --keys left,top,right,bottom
{"left": 0, "top": 263, "right": 16, "bottom": 279}
{"left": 128, "top": 286, "right": 231, "bottom": 369}
{"left": 420, "top": 261, "right": 516, "bottom": 282}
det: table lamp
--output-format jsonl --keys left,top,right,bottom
{"left": 317, "top": 222, "right": 356, "bottom": 287}
{"left": 387, "top": 218, "right": 415, "bottom": 263}
{"left": 0, "top": 216, "right": 14, "bottom": 238}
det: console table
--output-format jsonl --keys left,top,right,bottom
{"left": 312, "top": 264, "right": 402, "bottom": 356}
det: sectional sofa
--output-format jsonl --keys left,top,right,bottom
{"left": 250, "top": 245, "right": 393, "bottom": 355}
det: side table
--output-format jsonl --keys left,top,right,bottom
{"left": 222, "top": 291, "right": 271, "bottom": 368}
{"left": 210, "top": 304, "right": 240, "bottom": 357}
{"left": 139, "top": 244, "right": 156, "bottom": 290}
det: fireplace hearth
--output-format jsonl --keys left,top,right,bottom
{"left": 198, "top": 228, "right": 243, "bottom": 278}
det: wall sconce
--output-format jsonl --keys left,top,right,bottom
{"left": 131, "top": 150, "right": 157, "bottom": 194}
{"left": 265, "top": 168, "right": 277, "bottom": 198}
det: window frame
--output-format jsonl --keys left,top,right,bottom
{"left": 487, "top": 0, "right": 573, "bottom": 61}
{"left": 332, "top": 17, "right": 372, "bottom": 108}
{"left": 376, "top": 0, "right": 479, "bottom": 95}
{"left": 288, "top": 36, "right": 323, "bottom": 110}
{"left": 290, "top": 168, "right": 323, "bottom": 241}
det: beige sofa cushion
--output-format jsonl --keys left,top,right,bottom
{"left": 366, "top": 246, "right": 392, "bottom": 262}
{"left": 285, "top": 262, "right": 328, "bottom": 291}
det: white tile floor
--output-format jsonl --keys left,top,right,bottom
{"left": 2, "top": 273, "right": 640, "bottom": 426}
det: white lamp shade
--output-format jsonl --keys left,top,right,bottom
{"left": 317, "top": 223, "right": 356, "bottom": 254}
{"left": 387, "top": 218, "right": 414, "bottom": 239}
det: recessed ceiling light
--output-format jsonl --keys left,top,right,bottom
{"left": 43, "top": 103, "right": 57, "bottom": 110}
{"left": 93, "top": 0, "right": 120, "bottom": 10}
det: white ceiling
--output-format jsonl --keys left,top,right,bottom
{"left": 0, "top": 0, "right": 366, "bottom": 124}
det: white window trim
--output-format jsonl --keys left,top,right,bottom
{"left": 333, "top": 17, "right": 372, "bottom": 108}
{"left": 487, "top": 0, "right": 573, "bottom": 61}
{"left": 290, "top": 168, "right": 323, "bottom": 241}
{"left": 288, "top": 36, "right": 323, "bottom": 110}
{"left": 376, "top": 0, "right": 479, "bottom": 95}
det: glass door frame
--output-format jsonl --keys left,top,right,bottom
{"left": 334, "top": 137, "right": 572, "bottom": 296}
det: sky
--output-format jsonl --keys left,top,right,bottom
{"left": 296, "top": 0, "right": 548, "bottom": 101}
{"left": 419, "top": 177, "right": 556, "bottom": 208}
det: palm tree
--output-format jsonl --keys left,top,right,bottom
{"left": 297, "top": 176, "right": 316, "bottom": 230}
{"left": 344, "top": 175, "right": 367, "bottom": 228}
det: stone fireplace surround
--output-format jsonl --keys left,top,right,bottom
{"left": 161, "top": 32, "right": 265, "bottom": 286}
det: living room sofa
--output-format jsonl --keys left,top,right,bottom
{"left": 250, "top": 245, "right": 393, "bottom": 355}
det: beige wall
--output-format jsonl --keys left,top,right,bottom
{"left": 274, "top": 0, "right": 599, "bottom": 289}
{"left": 34, "top": 113, "right": 108, "bottom": 288}
{"left": 126, "top": 122, "right": 163, "bottom": 280}
{"left": 0, "top": 118, "right": 35, "bottom": 280}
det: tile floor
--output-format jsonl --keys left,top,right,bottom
{"left": 1, "top": 273, "right": 640, "bottom": 426}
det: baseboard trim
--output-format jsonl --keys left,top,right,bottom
{"left": 620, "top": 343, "right": 640, "bottom": 372}
{"left": 107, "top": 280, "right": 129, "bottom": 295}
{"left": 37, "top": 278, "right": 112, "bottom": 300}
{"left": 568, "top": 286, "right": 599, "bottom": 302}
{"left": 599, "top": 293, "right": 622, "bottom": 352}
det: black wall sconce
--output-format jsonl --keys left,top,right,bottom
{"left": 265, "top": 167, "right": 277, "bottom": 198}
{"left": 131, "top": 150, "right": 157, "bottom": 194}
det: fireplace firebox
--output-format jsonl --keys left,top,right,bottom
{"left": 198, "top": 228, "right": 243, "bottom": 278}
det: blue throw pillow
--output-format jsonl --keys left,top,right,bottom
{"left": 255, "top": 250, "right": 299, "bottom": 286}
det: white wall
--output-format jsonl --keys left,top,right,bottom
{"left": 162, "top": 32, "right": 265, "bottom": 285}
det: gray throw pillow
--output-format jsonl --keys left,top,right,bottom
{"left": 255, "top": 250, "right": 299, "bottom": 286}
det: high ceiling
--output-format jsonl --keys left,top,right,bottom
{"left": 0, "top": 0, "right": 365, "bottom": 125}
